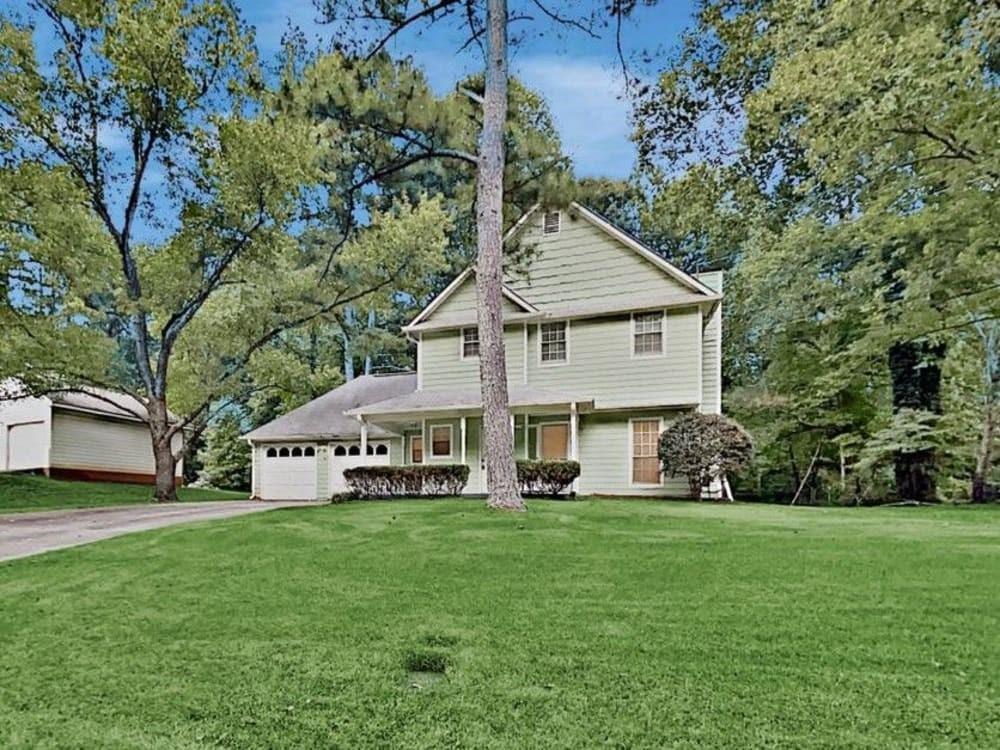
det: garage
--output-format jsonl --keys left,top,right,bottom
{"left": 243, "top": 372, "right": 418, "bottom": 500}
{"left": 259, "top": 444, "right": 318, "bottom": 500}
{"left": 329, "top": 441, "right": 391, "bottom": 494}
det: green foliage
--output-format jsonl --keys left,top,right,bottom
{"left": 515, "top": 460, "right": 580, "bottom": 497}
{"left": 342, "top": 464, "right": 470, "bottom": 498}
{"left": 197, "top": 414, "right": 251, "bottom": 491}
{"left": 636, "top": 0, "right": 999, "bottom": 502}
{"left": 659, "top": 413, "right": 754, "bottom": 499}
{"left": 3, "top": 500, "right": 999, "bottom": 746}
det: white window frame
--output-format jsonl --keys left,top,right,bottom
{"left": 538, "top": 320, "right": 570, "bottom": 367}
{"left": 631, "top": 310, "right": 666, "bottom": 359}
{"left": 459, "top": 327, "right": 480, "bottom": 360}
{"left": 543, "top": 210, "right": 561, "bottom": 235}
{"left": 628, "top": 417, "right": 664, "bottom": 487}
{"left": 429, "top": 423, "right": 454, "bottom": 459}
{"left": 532, "top": 420, "right": 571, "bottom": 460}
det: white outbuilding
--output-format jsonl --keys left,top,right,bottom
{"left": 0, "top": 387, "right": 183, "bottom": 485}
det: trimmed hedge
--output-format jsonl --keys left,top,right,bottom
{"left": 516, "top": 460, "right": 580, "bottom": 497}
{"left": 343, "top": 464, "right": 470, "bottom": 499}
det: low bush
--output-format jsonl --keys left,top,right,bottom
{"left": 343, "top": 464, "right": 470, "bottom": 499}
{"left": 516, "top": 460, "right": 581, "bottom": 497}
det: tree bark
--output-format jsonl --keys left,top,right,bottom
{"left": 147, "top": 396, "right": 179, "bottom": 502}
{"left": 476, "top": 0, "right": 523, "bottom": 511}
{"left": 972, "top": 404, "right": 996, "bottom": 503}
{"left": 888, "top": 341, "right": 945, "bottom": 502}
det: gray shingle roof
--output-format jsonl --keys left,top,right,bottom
{"left": 243, "top": 373, "right": 417, "bottom": 442}
{"left": 347, "top": 385, "right": 591, "bottom": 417}
{"left": 46, "top": 387, "right": 179, "bottom": 423}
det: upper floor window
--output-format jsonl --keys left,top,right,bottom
{"left": 461, "top": 327, "right": 480, "bottom": 358}
{"left": 543, "top": 210, "right": 561, "bottom": 235}
{"left": 633, "top": 312, "right": 664, "bottom": 356}
{"left": 540, "top": 321, "right": 568, "bottom": 364}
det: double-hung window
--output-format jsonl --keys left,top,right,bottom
{"left": 540, "top": 321, "right": 567, "bottom": 364}
{"left": 430, "top": 425, "right": 453, "bottom": 458}
{"left": 633, "top": 312, "right": 664, "bottom": 356}
{"left": 461, "top": 327, "right": 480, "bottom": 358}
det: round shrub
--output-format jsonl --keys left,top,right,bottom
{"left": 658, "top": 413, "right": 753, "bottom": 499}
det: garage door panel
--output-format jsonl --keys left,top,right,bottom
{"left": 329, "top": 441, "right": 391, "bottom": 494}
{"left": 259, "top": 451, "right": 318, "bottom": 500}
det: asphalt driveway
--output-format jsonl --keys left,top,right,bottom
{"left": 0, "top": 501, "right": 319, "bottom": 563}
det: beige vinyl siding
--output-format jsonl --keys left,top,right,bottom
{"left": 506, "top": 213, "right": 691, "bottom": 306}
{"left": 525, "top": 309, "right": 702, "bottom": 406}
{"left": 49, "top": 412, "right": 182, "bottom": 476}
{"left": 421, "top": 325, "right": 526, "bottom": 391}
{"left": 696, "top": 270, "right": 723, "bottom": 415}
{"left": 576, "top": 411, "right": 689, "bottom": 496}
{"left": 431, "top": 275, "right": 525, "bottom": 319}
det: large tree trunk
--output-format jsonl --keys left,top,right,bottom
{"left": 147, "top": 396, "right": 179, "bottom": 503}
{"left": 888, "top": 341, "right": 945, "bottom": 502}
{"left": 477, "top": 0, "right": 523, "bottom": 511}
{"left": 972, "top": 404, "right": 996, "bottom": 503}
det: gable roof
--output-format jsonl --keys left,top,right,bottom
{"left": 408, "top": 268, "right": 539, "bottom": 329}
{"left": 406, "top": 203, "right": 716, "bottom": 331}
{"left": 507, "top": 202, "right": 718, "bottom": 297}
{"left": 243, "top": 373, "right": 417, "bottom": 442}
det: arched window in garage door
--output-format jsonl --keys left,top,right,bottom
{"left": 348, "top": 445, "right": 360, "bottom": 456}
{"left": 334, "top": 445, "right": 347, "bottom": 456}
{"left": 291, "top": 446, "right": 303, "bottom": 457}
{"left": 266, "top": 447, "right": 277, "bottom": 458}
{"left": 304, "top": 446, "right": 315, "bottom": 457}
{"left": 278, "top": 447, "right": 290, "bottom": 457}
{"left": 375, "top": 444, "right": 388, "bottom": 456}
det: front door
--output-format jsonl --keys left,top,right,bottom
{"left": 539, "top": 423, "right": 569, "bottom": 460}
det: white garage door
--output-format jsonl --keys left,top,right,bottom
{"left": 6, "top": 421, "right": 48, "bottom": 471}
{"left": 329, "top": 441, "right": 391, "bottom": 494}
{"left": 259, "top": 445, "right": 318, "bottom": 500}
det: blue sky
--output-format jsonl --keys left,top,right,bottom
{"left": 243, "top": 1, "right": 697, "bottom": 179}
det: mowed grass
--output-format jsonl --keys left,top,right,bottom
{"left": 1, "top": 500, "right": 998, "bottom": 748}
{"left": 0, "top": 474, "right": 245, "bottom": 513}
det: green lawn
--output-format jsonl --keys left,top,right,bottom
{"left": 1, "top": 500, "right": 998, "bottom": 748}
{"left": 0, "top": 473, "right": 245, "bottom": 512}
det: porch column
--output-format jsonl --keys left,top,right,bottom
{"left": 510, "top": 413, "right": 515, "bottom": 438}
{"left": 460, "top": 416, "right": 467, "bottom": 466}
{"left": 570, "top": 402, "right": 579, "bottom": 492}
{"left": 359, "top": 418, "right": 368, "bottom": 456}
{"left": 523, "top": 414, "right": 530, "bottom": 459}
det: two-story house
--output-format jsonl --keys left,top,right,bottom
{"left": 245, "top": 203, "right": 722, "bottom": 500}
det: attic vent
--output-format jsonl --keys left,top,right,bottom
{"left": 543, "top": 210, "right": 561, "bottom": 235}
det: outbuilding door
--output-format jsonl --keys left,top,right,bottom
{"left": 259, "top": 445, "right": 317, "bottom": 500}
{"left": 329, "top": 441, "right": 391, "bottom": 494}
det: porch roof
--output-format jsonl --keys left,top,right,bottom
{"left": 346, "top": 386, "right": 593, "bottom": 419}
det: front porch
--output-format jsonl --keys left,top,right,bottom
{"left": 347, "top": 387, "right": 592, "bottom": 495}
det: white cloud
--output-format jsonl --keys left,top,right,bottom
{"left": 513, "top": 55, "right": 634, "bottom": 179}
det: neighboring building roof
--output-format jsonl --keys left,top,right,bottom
{"left": 347, "top": 386, "right": 593, "bottom": 418}
{"left": 48, "top": 388, "right": 158, "bottom": 423}
{"left": 243, "top": 373, "right": 418, "bottom": 442}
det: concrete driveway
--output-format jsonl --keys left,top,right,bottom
{"left": 0, "top": 501, "right": 320, "bottom": 563}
